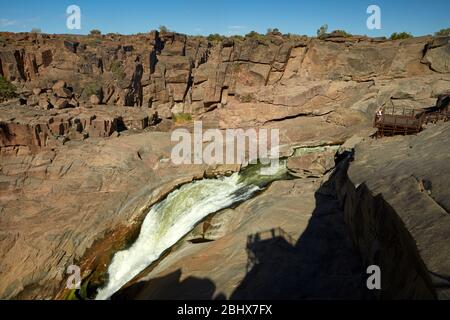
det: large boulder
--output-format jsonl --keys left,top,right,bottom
{"left": 423, "top": 37, "right": 450, "bottom": 73}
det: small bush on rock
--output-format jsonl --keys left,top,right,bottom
{"left": 81, "top": 82, "right": 103, "bottom": 100}
{"left": 0, "top": 76, "right": 17, "bottom": 102}
{"left": 110, "top": 61, "right": 125, "bottom": 80}
{"left": 331, "top": 29, "right": 352, "bottom": 37}
{"left": 159, "top": 25, "right": 169, "bottom": 33}
{"left": 435, "top": 28, "right": 450, "bottom": 37}
{"left": 317, "top": 24, "right": 328, "bottom": 38}
{"left": 207, "top": 34, "right": 225, "bottom": 42}
{"left": 172, "top": 113, "right": 192, "bottom": 123}
{"left": 89, "top": 29, "right": 102, "bottom": 36}
{"left": 240, "top": 93, "right": 254, "bottom": 103}
{"left": 245, "top": 31, "right": 270, "bottom": 45}
{"left": 390, "top": 32, "right": 412, "bottom": 40}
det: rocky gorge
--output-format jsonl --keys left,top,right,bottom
{"left": 0, "top": 29, "right": 449, "bottom": 300}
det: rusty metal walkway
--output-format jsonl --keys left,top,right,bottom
{"left": 374, "top": 106, "right": 425, "bottom": 138}
{"left": 374, "top": 95, "right": 449, "bottom": 138}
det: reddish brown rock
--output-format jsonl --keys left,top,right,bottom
{"left": 89, "top": 94, "right": 101, "bottom": 105}
{"left": 32, "top": 88, "right": 42, "bottom": 96}
{"left": 52, "top": 80, "right": 67, "bottom": 91}
{"left": 53, "top": 98, "right": 69, "bottom": 109}
{"left": 1, "top": 30, "right": 450, "bottom": 301}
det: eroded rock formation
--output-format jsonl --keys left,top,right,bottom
{"left": 0, "top": 30, "right": 449, "bottom": 300}
{"left": 335, "top": 123, "right": 450, "bottom": 299}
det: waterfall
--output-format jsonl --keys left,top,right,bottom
{"left": 95, "top": 162, "right": 289, "bottom": 300}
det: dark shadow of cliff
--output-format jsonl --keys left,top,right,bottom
{"left": 429, "top": 271, "right": 450, "bottom": 290}
{"left": 112, "top": 269, "right": 225, "bottom": 300}
{"left": 0, "top": 121, "right": 14, "bottom": 142}
{"left": 230, "top": 170, "right": 372, "bottom": 300}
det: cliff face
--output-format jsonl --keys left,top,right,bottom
{"left": 0, "top": 31, "right": 449, "bottom": 300}
{"left": 1, "top": 32, "right": 448, "bottom": 107}
{"left": 335, "top": 123, "right": 450, "bottom": 299}
{"left": 1, "top": 32, "right": 449, "bottom": 147}
{"left": 0, "top": 32, "right": 450, "bottom": 129}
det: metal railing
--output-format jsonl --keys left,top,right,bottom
{"left": 245, "top": 227, "right": 296, "bottom": 272}
{"left": 373, "top": 106, "right": 425, "bottom": 138}
{"left": 374, "top": 96, "right": 449, "bottom": 138}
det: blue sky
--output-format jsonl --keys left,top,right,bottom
{"left": 0, "top": 0, "right": 449, "bottom": 37}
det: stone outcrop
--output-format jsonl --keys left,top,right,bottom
{"left": 422, "top": 37, "right": 450, "bottom": 73}
{"left": 335, "top": 122, "right": 450, "bottom": 299}
{"left": 287, "top": 146, "right": 339, "bottom": 178}
{"left": 0, "top": 130, "right": 216, "bottom": 299}
{"left": 0, "top": 105, "right": 155, "bottom": 148}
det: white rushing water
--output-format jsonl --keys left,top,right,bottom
{"left": 95, "top": 163, "right": 288, "bottom": 300}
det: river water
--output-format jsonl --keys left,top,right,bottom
{"left": 95, "top": 162, "right": 290, "bottom": 300}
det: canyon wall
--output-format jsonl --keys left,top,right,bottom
{"left": 1, "top": 32, "right": 449, "bottom": 149}
{"left": 0, "top": 30, "right": 449, "bottom": 299}
{"left": 335, "top": 123, "right": 450, "bottom": 299}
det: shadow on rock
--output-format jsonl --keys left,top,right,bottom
{"left": 112, "top": 269, "right": 225, "bottom": 300}
{"left": 0, "top": 121, "right": 14, "bottom": 142}
{"left": 113, "top": 166, "right": 373, "bottom": 300}
{"left": 230, "top": 170, "right": 373, "bottom": 300}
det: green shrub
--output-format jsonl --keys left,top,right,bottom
{"left": 31, "top": 28, "right": 42, "bottom": 34}
{"left": 390, "top": 32, "right": 412, "bottom": 40}
{"left": 317, "top": 24, "right": 328, "bottom": 38}
{"left": 0, "top": 76, "right": 17, "bottom": 102}
{"left": 89, "top": 29, "right": 102, "bottom": 36}
{"left": 110, "top": 61, "right": 125, "bottom": 80}
{"left": 245, "top": 31, "right": 260, "bottom": 38}
{"left": 332, "top": 29, "right": 352, "bottom": 37}
{"left": 81, "top": 82, "right": 102, "bottom": 99}
{"left": 285, "top": 33, "right": 308, "bottom": 41}
{"left": 159, "top": 25, "right": 169, "bottom": 33}
{"left": 207, "top": 33, "right": 225, "bottom": 42}
{"left": 172, "top": 113, "right": 192, "bottom": 123}
{"left": 435, "top": 28, "right": 450, "bottom": 37}
{"left": 86, "top": 38, "right": 102, "bottom": 46}
{"left": 239, "top": 93, "right": 253, "bottom": 103}
{"left": 230, "top": 35, "right": 244, "bottom": 42}
{"left": 266, "top": 28, "right": 281, "bottom": 35}
{"left": 244, "top": 31, "right": 271, "bottom": 45}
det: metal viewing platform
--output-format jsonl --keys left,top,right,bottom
{"left": 374, "top": 95, "right": 449, "bottom": 138}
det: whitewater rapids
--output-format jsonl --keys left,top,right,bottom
{"left": 95, "top": 162, "right": 288, "bottom": 300}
